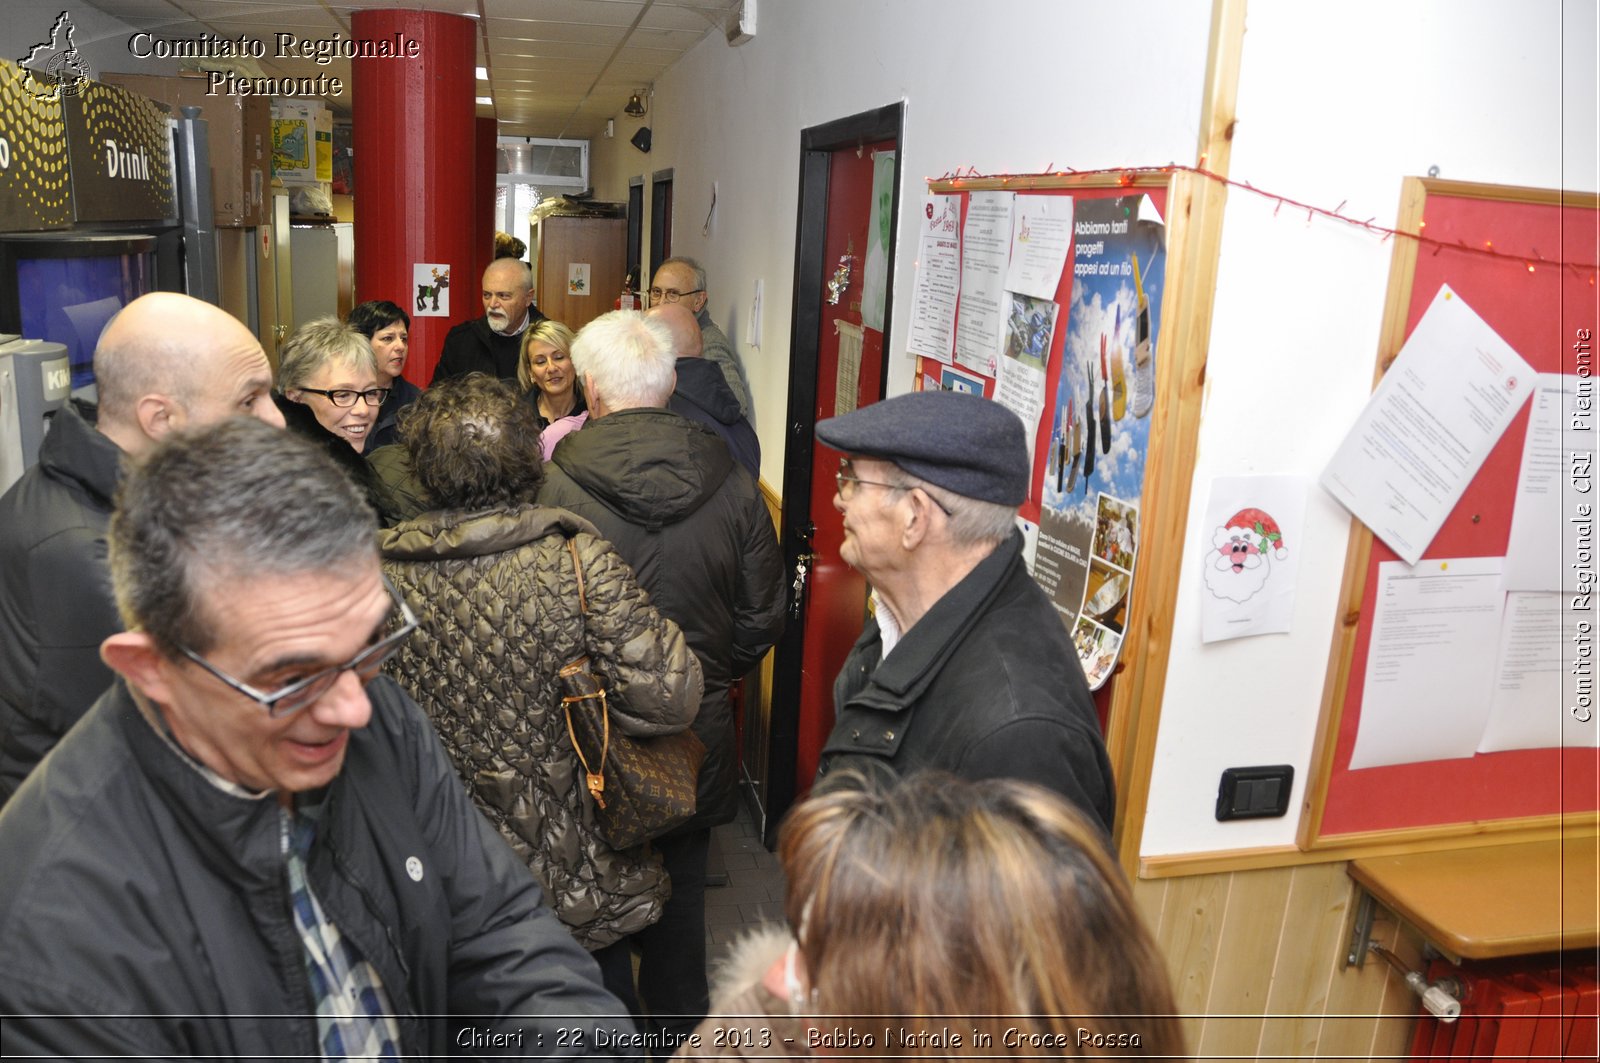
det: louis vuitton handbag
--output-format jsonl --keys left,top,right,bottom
{"left": 559, "top": 539, "right": 705, "bottom": 849}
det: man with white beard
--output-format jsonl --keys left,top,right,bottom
{"left": 1202, "top": 508, "right": 1288, "bottom": 604}
{"left": 430, "top": 258, "right": 546, "bottom": 385}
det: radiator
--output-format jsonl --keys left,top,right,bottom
{"left": 1408, "top": 958, "right": 1598, "bottom": 1060}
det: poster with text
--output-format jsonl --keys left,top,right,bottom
{"left": 953, "top": 191, "right": 1014, "bottom": 375}
{"left": 1030, "top": 195, "right": 1165, "bottom": 688}
{"left": 906, "top": 194, "right": 962, "bottom": 361}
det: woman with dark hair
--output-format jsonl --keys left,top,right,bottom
{"left": 686, "top": 772, "right": 1186, "bottom": 1060}
{"left": 378, "top": 373, "right": 702, "bottom": 984}
{"left": 348, "top": 299, "right": 421, "bottom": 450}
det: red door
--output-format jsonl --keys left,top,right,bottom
{"left": 751, "top": 105, "right": 902, "bottom": 845}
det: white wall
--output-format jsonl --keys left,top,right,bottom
{"left": 590, "top": 0, "right": 1212, "bottom": 486}
{"left": 1139, "top": 0, "right": 1599, "bottom": 856}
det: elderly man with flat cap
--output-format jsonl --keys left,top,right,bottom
{"left": 813, "top": 390, "right": 1114, "bottom": 835}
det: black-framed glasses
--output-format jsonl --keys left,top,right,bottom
{"left": 834, "top": 458, "right": 952, "bottom": 515}
{"left": 176, "top": 579, "right": 418, "bottom": 719}
{"left": 297, "top": 386, "right": 390, "bottom": 408}
{"left": 647, "top": 286, "right": 704, "bottom": 305}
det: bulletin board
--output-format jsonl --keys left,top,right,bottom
{"left": 920, "top": 174, "right": 1173, "bottom": 699}
{"left": 1300, "top": 178, "right": 1600, "bottom": 854}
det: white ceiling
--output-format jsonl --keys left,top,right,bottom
{"left": 83, "top": 0, "right": 740, "bottom": 138}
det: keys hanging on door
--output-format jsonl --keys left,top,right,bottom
{"left": 789, "top": 553, "right": 815, "bottom": 619}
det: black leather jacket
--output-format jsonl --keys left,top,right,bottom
{"left": 0, "top": 677, "right": 630, "bottom": 1058}
{"left": 817, "top": 531, "right": 1116, "bottom": 837}
{"left": 538, "top": 408, "right": 785, "bottom": 829}
{"left": 0, "top": 401, "right": 123, "bottom": 806}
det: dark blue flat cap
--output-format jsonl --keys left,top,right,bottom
{"left": 816, "top": 390, "right": 1028, "bottom": 506}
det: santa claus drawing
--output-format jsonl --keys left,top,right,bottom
{"left": 1202, "top": 507, "right": 1288, "bottom": 604}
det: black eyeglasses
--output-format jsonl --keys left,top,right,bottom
{"left": 834, "top": 458, "right": 952, "bottom": 515}
{"left": 176, "top": 579, "right": 418, "bottom": 719}
{"left": 647, "top": 287, "right": 704, "bottom": 304}
{"left": 297, "top": 386, "right": 390, "bottom": 408}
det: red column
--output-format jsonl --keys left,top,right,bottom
{"left": 351, "top": 9, "right": 477, "bottom": 388}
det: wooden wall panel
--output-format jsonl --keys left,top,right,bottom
{"left": 1139, "top": 861, "right": 1425, "bottom": 1061}
{"left": 1195, "top": 866, "right": 1295, "bottom": 1059}
{"left": 1258, "top": 864, "right": 1353, "bottom": 1058}
{"left": 1156, "top": 871, "right": 1231, "bottom": 1052}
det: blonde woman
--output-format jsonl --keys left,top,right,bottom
{"left": 517, "top": 319, "right": 589, "bottom": 459}
{"left": 688, "top": 771, "right": 1186, "bottom": 1060}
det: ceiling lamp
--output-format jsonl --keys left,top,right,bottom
{"left": 624, "top": 92, "right": 647, "bottom": 117}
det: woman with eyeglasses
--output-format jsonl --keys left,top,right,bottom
{"left": 277, "top": 316, "right": 386, "bottom": 453}
{"left": 378, "top": 373, "right": 702, "bottom": 995}
{"left": 683, "top": 771, "right": 1186, "bottom": 1061}
{"left": 275, "top": 317, "right": 389, "bottom": 517}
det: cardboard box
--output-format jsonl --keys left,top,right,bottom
{"left": 102, "top": 72, "right": 270, "bottom": 227}
{"left": 270, "top": 99, "right": 331, "bottom": 187}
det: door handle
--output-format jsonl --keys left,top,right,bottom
{"left": 789, "top": 552, "right": 815, "bottom": 619}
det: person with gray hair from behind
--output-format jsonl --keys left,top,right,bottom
{"left": 0, "top": 418, "right": 632, "bottom": 1058}
{"left": 0, "top": 292, "right": 284, "bottom": 807}
{"left": 539, "top": 309, "right": 784, "bottom": 1041}
{"left": 813, "top": 389, "right": 1115, "bottom": 837}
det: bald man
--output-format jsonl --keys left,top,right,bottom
{"left": 652, "top": 303, "right": 761, "bottom": 479}
{"left": 0, "top": 293, "right": 284, "bottom": 805}
{"left": 430, "top": 258, "right": 547, "bottom": 385}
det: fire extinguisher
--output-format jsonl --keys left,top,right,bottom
{"left": 615, "top": 268, "right": 638, "bottom": 311}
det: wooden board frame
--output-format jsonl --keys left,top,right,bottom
{"left": 1297, "top": 176, "right": 1600, "bottom": 858}
{"left": 926, "top": 169, "right": 1225, "bottom": 877}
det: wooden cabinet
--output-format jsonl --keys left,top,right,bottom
{"left": 529, "top": 214, "right": 626, "bottom": 331}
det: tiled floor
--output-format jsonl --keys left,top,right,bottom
{"left": 703, "top": 798, "right": 787, "bottom": 976}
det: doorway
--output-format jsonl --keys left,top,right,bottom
{"left": 745, "top": 103, "right": 904, "bottom": 845}
{"left": 649, "top": 169, "right": 673, "bottom": 281}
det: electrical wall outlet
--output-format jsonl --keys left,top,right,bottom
{"left": 1215, "top": 764, "right": 1294, "bottom": 821}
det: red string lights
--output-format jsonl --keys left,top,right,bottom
{"left": 931, "top": 164, "right": 1600, "bottom": 281}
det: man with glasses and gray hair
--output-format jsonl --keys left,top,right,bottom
{"left": 0, "top": 418, "right": 630, "bottom": 1058}
{"left": 813, "top": 389, "right": 1114, "bottom": 837}
{"left": 649, "top": 256, "right": 749, "bottom": 418}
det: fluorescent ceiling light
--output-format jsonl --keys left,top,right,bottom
{"left": 476, "top": 96, "right": 493, "bottom": 105}
{"left": 475, "top": 66, "right": 488, "bottom": 80}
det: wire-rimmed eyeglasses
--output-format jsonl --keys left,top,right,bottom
{"left": 176, "top": 579, "right": 417, "bottom": 718}
{"left": 834, "top": 458, "right": 951, "bottom": 515}
{"left": 647, "top": 286, "right": 704, "bottom": 305}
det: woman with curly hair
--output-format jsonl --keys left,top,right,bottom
{"left": 688, "top": 771, "right": 1185, "bottom": 1061}
{"left": 377, "top": 373, "right": 702, "bottom": 1000}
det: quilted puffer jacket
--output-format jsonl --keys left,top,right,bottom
{"left": 379, "top": 503, "right": 704, "bottom": 949}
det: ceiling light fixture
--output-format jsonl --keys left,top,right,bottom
{"left": 624, "top": 92, "right": 647, "bottom": 117}
{"left": 475, "top": 96, "right": 493, "bottom": 106}
{"left": 475, "top": 66, "right": 488, "bottom": 80}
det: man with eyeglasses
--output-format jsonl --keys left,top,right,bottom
{"left": 649, "top": 256, "right": 749, "bottom": 418}
{"left": 0, "top": 293, "right": 285, "bottom": 808}
{"left": 813, "top": 390, "right": 1114, "bottom": 837}
{"left": 0, "top": 419, "right": 631, "bottom": 1058}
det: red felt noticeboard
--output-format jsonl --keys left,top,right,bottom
{"left": 1300, "top": 178, "right": 1600, "bottom": 852}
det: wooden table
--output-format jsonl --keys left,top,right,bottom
{"left": 1348, "top": 835, "right": 1599, "bottom": 961}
